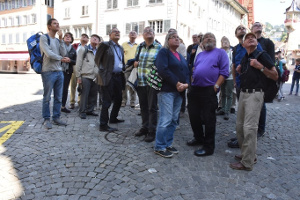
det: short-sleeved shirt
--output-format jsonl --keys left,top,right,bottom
{"left": 240, "top": 49, "right": 274, "bottom": 90}
{"left": 293, "top": 65, "right": 300, "bottom": 78}
{"left": 232, "top": 43, "right": 263, "bottom": 87}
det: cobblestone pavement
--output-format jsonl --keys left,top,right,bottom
{"left": 0, "top": 73, "right": 299, "bottom": 200}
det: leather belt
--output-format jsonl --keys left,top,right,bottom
{"left": 241, "top": 88, "right": 263, "bottom": 93}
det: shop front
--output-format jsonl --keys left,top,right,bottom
{"left": 0, "top": 52, "right": 30, "bottom": 73}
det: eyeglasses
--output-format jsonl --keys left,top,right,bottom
{"left": 112, "top": 30, "right": 120, "bottom": 34}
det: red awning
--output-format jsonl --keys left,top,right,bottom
{"left": 0, "top": 53, "right": 29, "bottom": 61}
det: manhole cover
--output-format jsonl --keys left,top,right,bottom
{"left": 105, "top": 128, "right": 141, "bottom": 144}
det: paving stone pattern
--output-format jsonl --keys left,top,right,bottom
{"left": 0, "top": 73, "right": 299, "bottom": 200}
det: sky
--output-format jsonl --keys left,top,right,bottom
{"left": 254, "top": 0, "right": 293, "bottom": 25}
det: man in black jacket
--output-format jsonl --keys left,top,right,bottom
{"left": 95, "top": 27, "right": 125, "bottom": 132}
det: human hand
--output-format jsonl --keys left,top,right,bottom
{"left": 250, "top": 59, "right": 261, "bottom": 69}
{"left": 57, "top": 30, "right": 63, "bottom": 39}
{"left": 77, "top": 78, "right": 82, "bottom": 84}
{"left": 236, "top": 64, "right": 241, "bottom": 74}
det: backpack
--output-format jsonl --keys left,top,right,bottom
{"left": 281, "top": 69, "right": 290, "bottom": 83}
{"left": 26, "top": 32, "right": 50, "bottom": 74}
{"left": 255, "top": 51, "right": 280, "bottom": 103}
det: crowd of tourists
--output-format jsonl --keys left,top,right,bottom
{"left": 39, "top": 18, "right": 299, "bottom": 171}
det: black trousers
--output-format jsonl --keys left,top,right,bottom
{"left": 187, "top": 86, "right": 218, "bottom": 152}
{"left": 62, "top": 71, "right": 72, "bottom": 107}
{"left": 79, "top": 77, "right": 98, "bottom": 113}
{"left": 100, "top": 74, "right": 123, "bottom": 126}
{"left": 136, "top": 86, "right": 158, "bottom": 133}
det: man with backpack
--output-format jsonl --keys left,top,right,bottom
{"left": 228, "top": 25, "right": 263, "bottom": 148}
{"left": 39, "top": 18, "right": 69, "bottom": 129}
{"left": 230, "top": 33, "right": 278, "bottom": 171}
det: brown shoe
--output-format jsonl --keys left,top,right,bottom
{"left": 234, "top": 155, "right": 257, "bottom": 164}
{"left": 69, "top": 104, "right": 75, "bottom": 109}
{"left": 229, "top": 162, "right": 252, "bottom": 171}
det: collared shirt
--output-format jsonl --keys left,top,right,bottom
{"left": 136, "top": 41, "right": 162, "bottom": 86}
{"left": 233, "top": 43, "right": 263, "bottom": 87}
{"left": 127, "top": 41, "right": 137, "bottom": 47}
{"left": 88, "top": 44, "right": 97, "bottom": 55}
{"left": 111, "top": 41, "right": 123, "bottom": 73}
{"left": 122, "top": 41, "right": 138, "bottom": 64}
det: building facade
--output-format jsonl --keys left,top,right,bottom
{"left": 284, "top": 0, "right": 300, "bottom": 65}
{"left": 0, "top": 0, "right": 54, "bottom": 73}
{"left": 56, "top": 0, "right": 248, "bottom": 47}
{"left": 0, "top": 0, "right": 249, "bottom": 73}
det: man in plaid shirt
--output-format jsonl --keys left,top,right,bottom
{"left": 133, "top": 26, "right": 162, "bottom": 142}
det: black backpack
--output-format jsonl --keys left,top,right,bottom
{"left": 255, "top": 51, "right": 280, "bottom": 103}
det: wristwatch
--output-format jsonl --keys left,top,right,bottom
{"left": 260, "top": 66, "right": 265, "bottom": 72}
{"left": 214, "top": 84, "right": 219, "bottom": 89}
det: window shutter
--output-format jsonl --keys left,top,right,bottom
{"left": 163, "top": 20, "right": 170, "bottom": 33}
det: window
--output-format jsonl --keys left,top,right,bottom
{"left": 8, "top": 0, "right": 12, "bottom": 10}
{"left": 1, "top": 18, "right": 7, "bottom": 27}
{"left": 149, "top": 0, "right": 162, "bottom": 3}
{"left": 138, "top": 21, "right": 145, "bottom": 34}
{"left": 149, "top": 20, "right": 170, "bottom": 33}
{"left": 9, "top": 34, "right": 13, "bottom": 44}
{"left": 16, "top": 33, "right": 20, "bottom": 43}
{"left": 73, "top": 26, "right": 91, "bottom": 38}
{"left": 163, "top": 20, "right": 170, "bottom": 33}
{"left": 23, "top": 32, "right": 27, "bottom": 43}
{"left": 15, "top": 16, "right": 21, "bottom": 26}
{"left": 127, "top": 0, "right": 138, "bottom": 7}
{"left": 107, "top": 0, "right": 118, "bottom": 9}
{"left": 31, "top": 14, "right": 36, "bottom": 23}
{"left": 126, "top": 22, "right": 138, "bottom": 34}
{"left": 106, "top": 24, "right": 117, "bottom": 35}
{"left": 65, "top": 8, "right": 70, "bottom": 18}
{"left": 149, "top": 21, "right": 161, "bottom": 33}
{"left": 45, "top": 0, "right": 54, "bottom": 7}
{"left": 82, "top": 6, "right": 88, "bottom": 16}
{"left": 8, "top": 17, "right": 14, "bottom": 27}
{"left": 23, "top": 15, "right": 27, "bottom": 25}
{"left": 2, "top": 35, "right": 5, "bottom": 44}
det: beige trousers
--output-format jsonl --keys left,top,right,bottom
{"left": 236, "top": 91, "right": 264, "bottom": 169}
{"left": 70, "top": 72, "right": 80, "bottom": 105}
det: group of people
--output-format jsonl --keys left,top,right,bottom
{"left": 41, "top": 18, "right": 293, "bottom": 171}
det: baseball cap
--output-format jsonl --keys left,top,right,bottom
{"left": 243, "top": 32, "right": 257, "bottom": 42}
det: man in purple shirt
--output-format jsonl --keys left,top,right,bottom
{"left": 187, "top": 32, "right": 229, "bottom": 156}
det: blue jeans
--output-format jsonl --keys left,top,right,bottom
{"left": 290, "top": 75, "right": 299, "bottom": 94}
{"left": 41, "top": 71, "right": 64, "bottom": 120}
{"left": 155, "top": 92, "right": 182, "bottom": 151}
